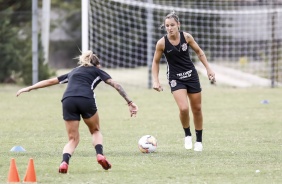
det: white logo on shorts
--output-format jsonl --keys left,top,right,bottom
{"left": 170, "top": 80, "right": 177, "bottom": 87}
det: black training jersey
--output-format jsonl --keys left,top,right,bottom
{"left": 57, "top": 66, "right": 111, "bottom": 101}
{"left": 163, "top": 31, "right": 199, "bottom": 82}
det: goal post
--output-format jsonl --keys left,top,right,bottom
{"left": 146, "top": 0, "right": 154, "bottom": 88}
{"left": 81, "top": 0, "right": 89, "bottom": 52}
{"left": 86, "top": 0, "right": 282, "bottom": 88}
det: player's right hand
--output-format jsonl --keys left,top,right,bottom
{"left": 153, "top": 82, "right": 163, "bottom": 92}
{"left": 16, "top": 87, "right": 31, "bottom": 97}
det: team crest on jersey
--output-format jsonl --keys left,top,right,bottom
{"left": 181, "top": 43, "right": 187, "bottom": 51}
{"left": 170, "top": 80, "right": 177, "bottom": 87}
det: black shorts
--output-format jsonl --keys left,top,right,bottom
{"left": 169, "top": 79, "right": 202, "bottom": 93}
{"left": 62, "top": 97, "right": 97, "bottom": 121}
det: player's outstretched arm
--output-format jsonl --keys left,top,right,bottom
{"left": 105, "top": 79, "right": 138, "bottom": 117}
{"left": 16, "top": 77, "right": 59, "bottom": 97}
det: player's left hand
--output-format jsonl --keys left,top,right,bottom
{"left": 207, "top": 70, "right": 216, "bottom": 84}
{"left": 128, "top": 102, "right": 138, "bottom": 117}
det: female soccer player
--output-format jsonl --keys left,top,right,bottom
{"left": 16, "top": 50, "right": 138, "bottom": 172}
{"left": 152, "top": 11, "right": 215, "bottom": 151}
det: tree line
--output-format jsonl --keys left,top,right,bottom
{"left": 0, "top": 0, "right": 81, "bottom": 85}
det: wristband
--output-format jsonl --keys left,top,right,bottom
{"left": 127, "top": 101, "right": 133, "bottom": 105}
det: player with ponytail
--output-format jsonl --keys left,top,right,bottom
{"left": 17, "top": 50, "right": 138, "bottom": 173}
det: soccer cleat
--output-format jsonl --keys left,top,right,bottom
{"left": 184, "top": 136, "right": 193, "bottom": 149}
{"left": 194, "top": 142, "right": 203, "bottom": 152}
{"left": 59, "top": 161, "right": 68, "bottom": 174}
{"left": 97, "top": 154, "right": 112, "bottom": 170}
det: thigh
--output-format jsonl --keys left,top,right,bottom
{"left": 65, "top": 120, "right": 80, "bottom": 138}
{"left": 172, "top": 89, "right": 189, "bottom": 110}
{"left": 83, "top": 112, "right": 100, "bottom": 134}
{"left": 188, "top": 92, "right": 202, "bottom": 112}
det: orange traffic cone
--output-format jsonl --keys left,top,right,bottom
{"left": 7, "top": 158, "right": 20, "bottom": 183}
{"left": 23, "top": 158, "right": 37, "bottom": 183}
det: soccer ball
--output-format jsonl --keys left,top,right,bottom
{"left": 138, "top": 135, "right": 157, "bottom": 153}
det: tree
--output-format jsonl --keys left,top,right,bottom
{"left": 48, "top": 0, "right": 82, "bottom": 69}
{"left": 0, "top": 0, "right": 54, "bottom": 84}
{"left": 0, "top": 17, "right": 21, "bottom": 83}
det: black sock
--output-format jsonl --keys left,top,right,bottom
{"left": 195, "top": 129, "right": 203, "bottom": 142}
{"left": 183, "top": 127, "right": 192, "bottom": 137}
{"left": 95, "top": 144, "right": 103, "bottom": 155}
{"left": 62, "top": 153, "right": 71, "bottom": 164}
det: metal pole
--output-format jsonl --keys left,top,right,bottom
{"left": 82, "top": 0, "right": 89, "bottom": 52}
{"left": 32, "top": 0, "right": 38, "bottom": 84}
{"left": 146, "top": 0, "right": 153, "bottom": 89}
{"left": 271, "top": 5, "right": 277, "bottom": 88}
{"left": 42, "top": 0, "right": 50, "bottom": 64}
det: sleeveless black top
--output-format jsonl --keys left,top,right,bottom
{"left": 163, "top": 32, "right": 199, "bottom": 82}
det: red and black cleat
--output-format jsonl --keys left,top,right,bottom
{"left": 59, "top": 161, "right": 68, "bottom": 174}
{"left": 97, "top": 154, "right": 112, "bottom": 170}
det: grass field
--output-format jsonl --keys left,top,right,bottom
{"left": 0, "top": 75, "right": 282, "bottom": 183}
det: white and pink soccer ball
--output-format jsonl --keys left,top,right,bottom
{"left": 138, "top": 135, "right": 157, "bottom": 153}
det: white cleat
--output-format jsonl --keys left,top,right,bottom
{"left": 194, "top": 142, "right": 203, "bottom": 152}
{"left": 184, "top": 136, "right": 193, "bottom": 149}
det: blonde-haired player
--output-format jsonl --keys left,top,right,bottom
{"left": 17, "top": 50, "right": 138, "bottom": 172}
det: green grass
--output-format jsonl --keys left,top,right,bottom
{"left": 0, "top": 82, "right": 281, "bottom": 184}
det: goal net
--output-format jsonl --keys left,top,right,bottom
{"left": 88, "top": 0, "right": 282, "bottom": 88}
